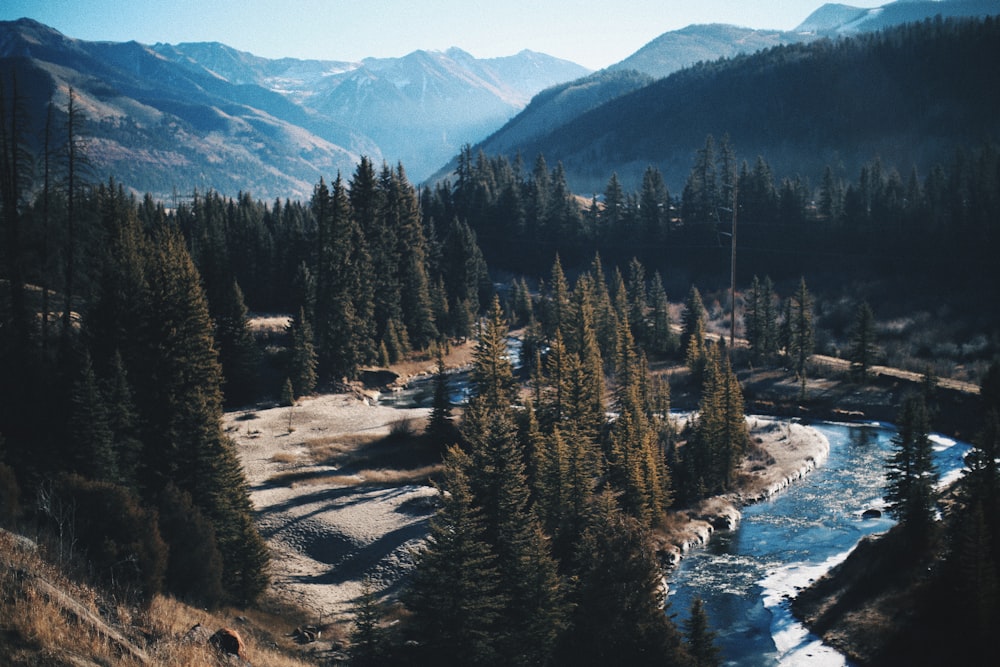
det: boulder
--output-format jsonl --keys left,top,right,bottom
{"left": 211, "top": 628, "right": 247, "bottom": 661}
{"left": 861, "top": 508, "right": 882, "bottom": 519}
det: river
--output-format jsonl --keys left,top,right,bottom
{"left": 666, "top": 421, "right": 970, "bottom": 666}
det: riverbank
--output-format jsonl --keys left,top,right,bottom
{"left": 657, "top": 417, "right": 830, "bottom": 567}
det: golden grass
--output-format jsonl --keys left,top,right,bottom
{"left": 0, "top": 529, "right": 322, "bottom": 666}
{"left": 269, "top": 463, "right": 442, "bottom": 489}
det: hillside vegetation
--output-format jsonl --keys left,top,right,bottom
{"left": 476, "top": 16, "right": 1000, "bottom": 194}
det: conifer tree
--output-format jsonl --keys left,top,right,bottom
{"left": 608, "top": 316, "right": 667, "bottom": 526}
{"left": 588, "top": 253, "right": 619, "bottom": 363}
{"left": 543, "top": 254, "right": 572, "bottom": 342}
{"left": 425, "top": 349, "right": 458, "bottom": 449}
{"left": 558, "top": 489, "right": 690, "bottom": 667}
{"left": 682, "top": 285, "right": 708, "bottom": 374}
{"left": 287, "top": 307, "right": 318, "bottom": 398}
{"left": 470, "top": 296, "right": 516, "bottom": 412}
{"left": 464, "top": 406, "right": 565, "bottom": 666}
{"left": 885, "top": 394, "right": 939, "bottom": 543}
{"left": 787, "top": 277, "right": 815, "bottom": 396}
{"left": 135, "top": 224, "right": 268, "bottom": 603}
{"left": 313, "top": 175, "right": 375, "bottom": 380}
{"left": 103, "top": 351, "right": 142, "bottom": 489}
{"left": 350, "top": 578, "right": 388, "bottom": 667}
{"left": 648, "top": 271, "right": 677, "bottom": 356}
{"left": 405, "top": 446, "right": 504, "bottom": 666}
{"left": 848, "top": 301, "right": 878, "bottom": 382}
{"left": 685, "top": 597, "right": 721, "bottom": 667}
{"left": 746, "top": 275, "right": 778, "bottom": 362}
{"left": 69, "top": 350, "right": 117, "bottom": 483}
{"left": 213, "top": 279, "right": 260, "bottom": 406}
{"left": 626, "top": 258, "right": 649, "bottom": 349}
{"left": 391, "top": 164, "right": 439, "bottom": 349}
{"left": 569, "top": 288, "right": 606, "bottom": 443}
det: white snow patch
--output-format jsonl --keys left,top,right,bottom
{"left": 760, "top": 549, "right": 855, "bottom": 666}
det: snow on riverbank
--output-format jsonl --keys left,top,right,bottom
{"left": 659, "top": 417, "right": 830, "bottom": 566}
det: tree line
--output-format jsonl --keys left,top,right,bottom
{"left": 0, "top": 83, "right": 492, "bottom": 609}
{"left": 429, "top": 133, "right": 1000, "bottom": 292}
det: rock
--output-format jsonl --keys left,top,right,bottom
{"left": 211, "top": 628, "right": 248, "bottom": 661}
{"left": 861, "top": 508, "right": 882, "bottom": 519}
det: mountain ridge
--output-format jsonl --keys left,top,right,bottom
{"left": 0, "top": 17, "right": 589, "bottom": 198}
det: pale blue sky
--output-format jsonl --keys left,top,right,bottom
{"left": 2, "top": 0, "right": 894, "bottom": 69}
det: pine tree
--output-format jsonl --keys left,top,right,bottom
{"left": 425, "top": 349, "right": 458, "bottom": 449}
{"left": 313, "top": 175, "right": 374, "bottom": 380}
{"left": 103, "top": 351, "right": 142, "bottom": 489}
{"left": 542, "top": 255, "right": 572, "bottom": 342}
{"left": 470, "top": 296, "right": 516, "bottom": 412}
{"left": 682, "top": 285, "right": 708, "bottom": 374}
{"left": 685, "top": 597, "right": 721, "bottom": 667}
{"left": 287, "top": 307, "right": 318, "bottom": 398}
{"left": 69, "top": 350, "right": 117, "bottom": 482}
{"left": 885, "top": 394, "right": 939, "bottom": 543}
{"left": 848, "top": 301, "right": 878, "bottom": 382}
{"left": 213, "top": 280, "right": 260, "bottom": 407}
{"left": 648, "top": 272, "right": 677, "bottom": 356}
{"left": 558, "top": 489, "right": 690, "bottom": 667}
{"left": 405, "top": 446, "right": 504, "bottom": 666}
{"left": 389, "top": 164, "right": 439, "bottom": 349}
{"left": 135, "top": 224, "right": 268, "bottom": 603}
{"left": 746, "top": 275, "right": 778, "bottom": 363}
{"left": 350, "top": 578, "right": 388, "bottom": 667}
{"left": 787, "top": 277, "right": 814, "bottom": 397}
{"left": 626, "top": 258, "right": 649, "bottom": 348}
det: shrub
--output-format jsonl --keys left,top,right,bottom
{"left": 157, "top": 483, "right": 225, "bottom": 608}
{"left": 56, "top": 475, "right": 167, "bottom": 601}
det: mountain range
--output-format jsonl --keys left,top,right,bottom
{"left": 0, "top": 18, "right": 587, "bottom": 199}
{"left": 2, "top": 0, "right": 998, "bottom": 200}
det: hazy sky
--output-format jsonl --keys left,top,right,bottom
{"left": 2, "top": 0, "right": 895, "bottom": 70}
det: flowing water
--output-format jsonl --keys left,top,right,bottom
{"left": 666, "top": 421, "right": 970, "bottom": 666}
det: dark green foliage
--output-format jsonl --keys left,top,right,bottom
{"left": 313, "top": 175, "right": 375, "bottom": 380}
{"left": 685, "top": 597, "right": 720, "bottom": 667}
{"left": 212, "top": 280, "right": 260, "bottom": 407}
{"left": 681, "top": 285, "right": 707, "bottom": 374}
{"left": 557, "top": 489, "right": 690, "bottom": 667}
{"left": 884, "top": 394, "right": 939, "bottom": 543}
{"left": 350, "top": 578, "right": 389, "bottom": 667}
{"left": 786, "top": 277, "right": 814, "bottom": 396}
{"left": 157, "top": 483, "right": 225, "bottom": 608}
{"left": 134, "top": 224, "right": 269, "bottom": 604}
{"left": 848, "top": 301, "right": 878, "bottom": 382}
{"left": 425, "top": 351, "right": 458, "bottom": 449}
{"left": 68, "top": 351, "right": 117, "bottom": 483}
{"left": 678, "top": 344, "right": 747, "bottom": 502}
{"left": 405, "top": 447, "right": 505, "bottom": 667}
{"left": 470, "top": 297, "right": 516, "bottom": 411}
{"left": 287, "top": 307, "right": 317, "bottom": 398}
{"left": 648, "top": 272, "right": 677, "bottom": 356}
{"left": 745, "top": 275, "right": 778, "bottom": 362}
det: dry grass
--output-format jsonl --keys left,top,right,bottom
{"left": 271, "top": 451, "right": 302, "bottom": 464}
{"left": 0, "top": 528, "right": 323, "bottom": 666}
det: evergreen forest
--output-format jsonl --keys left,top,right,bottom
{"left": 2, "top": 14, "right": 1000, "bottom": 667}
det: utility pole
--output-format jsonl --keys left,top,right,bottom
{"left": 730, "top": 184, "right": 737, "bottom": 348}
